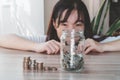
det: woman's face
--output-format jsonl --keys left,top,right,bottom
{"left": 53, "top": 9, "right": 85, "bottom": 39}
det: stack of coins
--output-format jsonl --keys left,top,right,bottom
{"left": 23, "top": 57, "right": 57, "bottom": 72}
{"left": 37, "top": 62, "right": 44, "bottom": 71}
{"left": 32, "top": 60, "right": 37, "bottom": 70}
{"left": 23, "top": 57, "right": 32, "bottom": 70}
{"left": 43, "top": 66, "right": 52, "bottom": 71}
{"left": 51, "top": 67, "right": 57, "bottom": 71}
{"left": 43, "top": 66, "right": 57, "bottom": 71}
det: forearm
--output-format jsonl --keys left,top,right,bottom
{"left": 0, "top": 34, "right": 39, "bottom": 51}
{"left": 102, "top": 40, "right": 120, "bottom": 52}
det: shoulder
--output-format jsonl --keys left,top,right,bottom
{"left": 100, "top": 35, "right": 120, "bottom": 43}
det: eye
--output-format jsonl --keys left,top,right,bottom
{"left": 76, "top": 22, "right": 84, "bottom": 26}
{"left": 61, "top": 23, "right": 68, "bottom": 26}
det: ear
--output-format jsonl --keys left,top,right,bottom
{"left": 53, "top": 20, "right": 58, "bottom": 29}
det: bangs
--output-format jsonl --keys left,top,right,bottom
{"left": 58, "top": 9, "right": 85, "bottom": 25}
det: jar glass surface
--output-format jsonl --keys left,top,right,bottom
{"left": 60, "top": 29, "right": 84, "bottom": 72}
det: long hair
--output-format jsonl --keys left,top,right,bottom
{"left": 46, "top": 0, "right": 93, "bottom": 42}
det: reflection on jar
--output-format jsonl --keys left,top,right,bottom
{"left": 60, "top": 29, "right": 84, "bottom": 72}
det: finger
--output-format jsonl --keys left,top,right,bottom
{"left": 78, "top": 44, "right": 84, "bottom": 52}
{"left": 50, "top": 40, "right": 60, "bottom": 54}
{"left": 45, "top": 41, "right": 56, "bottom": 54}
{"left": 84, "top": 40, "right": 89, "bottom": 48}
{"left": 53, "top": 40, "right": 60, "bottom": 45}
{"left": 49, "top": 42, "right": 58, "bottom": 54}
{"left": 50, "top": 41, "right": 60, "bottom": 54}
{"left": 84, "top": 43, "right": 91, "bottom": 51}
{"left": 45, "top": 41, "right": 59, "bottom": 54}
{"left": 45, "top": 45, "right": 53, "bottom": 55}
{"left": 84, "top": 46, "right": 93, "bottom": 54}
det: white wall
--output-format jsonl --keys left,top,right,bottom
{"left": 44, "top": 0, "right": 58, "bottom": 34}
{"left": 0, "top": 0, "right": 44, "bottom": 35}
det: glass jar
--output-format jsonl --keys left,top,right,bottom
{"left": 60, "top": 29, "right": 84, "bottom": 72}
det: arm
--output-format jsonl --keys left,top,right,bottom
{"left": 84, "top": 38, "right": 120, "bottom": 54}
{"left": 0, "top": 34, "right": 39, "bottom": 51}
{"left": 0, "top": 34, "right": 60, "bottom": 54}
{"left": 102, "top": 40, "right": 120, "bottom": 52}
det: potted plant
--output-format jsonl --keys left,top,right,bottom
{"left": 92, "top": 0, "right": 120, "bottom": 38}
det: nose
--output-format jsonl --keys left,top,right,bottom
{"left": 68, "top": 25, "right": 75, "bottom": 30}
{"left": 68, "top": 26, "right": 84, "bottom": 31}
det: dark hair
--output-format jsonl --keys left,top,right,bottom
{"left": 46, "top": 0, "right": 93, "bottom": 42}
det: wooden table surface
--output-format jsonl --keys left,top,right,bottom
{"left": 0, "top": 48, "right": 120, "bottom": 80}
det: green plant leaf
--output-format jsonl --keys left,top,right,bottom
{"left": 92, "top": 0, "right": 107, "bottom": 34}
{"left": 98, "top": 0, "right": 110, "bottom": 35}
{"left": 106, "top": 19, "right": 120, "bottom": 36}
{"left": 91, "top": 17, "right": 95, "bottom": 30}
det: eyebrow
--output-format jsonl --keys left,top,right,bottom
{"left": 60, "top": 19, "right": 84, "bottom": 24}
{"left": 74, "top": 20, "right": 84, "bottom": 24}
{"left": 60, "top": 20, "right": 67, "bottom": 23}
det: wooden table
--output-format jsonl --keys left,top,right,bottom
{"left": 0, "top": 48, "right": 120, "bottom": 80}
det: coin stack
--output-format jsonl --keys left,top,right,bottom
{"left": 23, "top": 57, "right": 32, "bottom": 70}
{"left": 37, "top": 62, "right": 44, "bottom": 71}
{"left": 31, "top": 60, "right": 37, "bottom": 70}
{"left": 23, "top": 57, "right": 57, "bottom": 72}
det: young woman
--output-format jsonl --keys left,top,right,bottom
{"left": 0, "top": 0, "right": 93, "bottom": 54}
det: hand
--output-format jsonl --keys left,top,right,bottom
{"left": 35, "top": 40, "right": 60, "bottom": 54}
{"left": 84, "top": 38, "right": 104, "bottom": 54}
